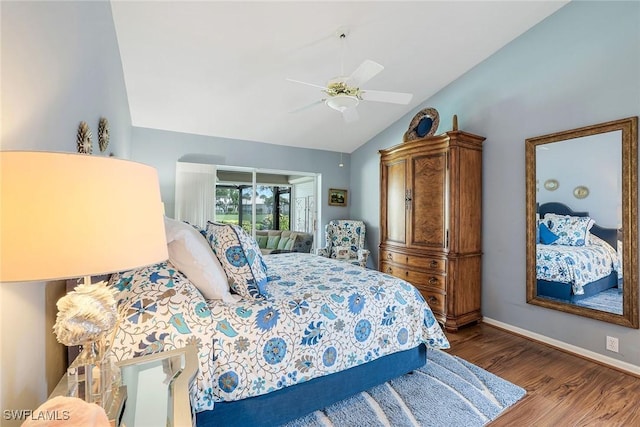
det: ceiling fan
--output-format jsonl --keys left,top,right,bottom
{"left": 287, "top": 30, "right": 413, "bottom": 123}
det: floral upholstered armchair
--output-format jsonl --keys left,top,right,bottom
{"left": 316, "top": 220, "right": 370, "bottom": 268}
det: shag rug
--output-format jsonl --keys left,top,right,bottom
{"left": 285, "top": 349, "right": 526, "bottom": 427}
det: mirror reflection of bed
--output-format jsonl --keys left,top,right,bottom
{"left": 525, "top": 116, "right": 638, "bottom": 329}
{"left": 536, "top": 202, "right": 622, "bottom": 315}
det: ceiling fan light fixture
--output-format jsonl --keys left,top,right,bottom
{"left": 326, "top": 95, "right": 359, "bottom": 112}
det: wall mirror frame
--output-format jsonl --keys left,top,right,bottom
{"left": 526, "top": 117, "right": 639, "bottom": 328}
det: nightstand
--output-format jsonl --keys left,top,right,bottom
{"left": 50, "top": 344, "right": 198, "bottom": 427}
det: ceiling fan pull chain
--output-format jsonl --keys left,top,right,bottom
{"left": 340, "top": 31, "right": 346, "bottom": 76}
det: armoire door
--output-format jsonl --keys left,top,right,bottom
{"left": 409, "top": 151, "right": 448, "bottom": 250}
{"left": 381, "top": 158, "right": 408, "bottom": 245}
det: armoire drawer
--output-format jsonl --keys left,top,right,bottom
{"left": 417, "top": 289, "right": 446, "bottom": 315}
{"left": 380, "top": 250, "right": 446, "bottom": 273}
{"left": 380, "top": 262, "right": 446, "bottom": 291}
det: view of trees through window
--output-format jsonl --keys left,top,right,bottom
{"left": 215, "top": 185, "right": 290, "bottom": 233}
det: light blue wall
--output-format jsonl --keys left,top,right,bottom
{"left": 0, "top": 0, "right": 131, "bottom": 418}
{"left": 130, "top": 126, "right": 351, "bottom": 241}
{"left": 1, "top": 1, "right": 132, "bottom": 156}
{"left": 351, "top": 1, "right": 640, "bottom": 365}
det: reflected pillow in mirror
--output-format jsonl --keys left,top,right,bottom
{"left": 544, "top": 214, "right": 594, "bottom": 246}
{"left": 539, "top": 223, "right": 560, "bottom": 245}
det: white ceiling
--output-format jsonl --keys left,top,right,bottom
{"left": 111, "top": 1, "right": 567, "bottom": 153}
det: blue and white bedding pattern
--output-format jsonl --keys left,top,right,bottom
{"left": 109, "top": 252, "right": 449, "bottom": 413}
{"left": 536, "top": 233, "right": 620, "bottom": 295}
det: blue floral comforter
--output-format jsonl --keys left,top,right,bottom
{"left": 536, "top": 234, "right": 621, "bottom": 295}
{"left": 109, "top": 253, "right": 449, "bottom": 413}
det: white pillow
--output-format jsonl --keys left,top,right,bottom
{"left": 164, "top": 217, "right": 239, "bottom": 303}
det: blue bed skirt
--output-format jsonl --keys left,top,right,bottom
{"left": 537, "top": 271, "right": 618, "bottom": 302}
{"left": 196, "top": 344, "right": 427, "bottom": 427}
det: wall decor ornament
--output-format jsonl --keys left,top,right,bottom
{"left": 76, "top": 121, "right": 93, "bottom": 154}
{"left": 544, "top": 179, "right": 559, "bottom": 191}
{"left": 98, "top": 117, "right": 110, "bottom": 152}
{"left": 328, "top": 188, "right": 347, "bottom": 206}
{"left": 403, "top": 107, "right": 439, "bottom": 142}
{"left": 573, "top": 185, "right": 590, "bottom": 199}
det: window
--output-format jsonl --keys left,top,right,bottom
{"left": 176, "top": 162, "right": 318, "bottom": 242}
{"left": 215, "top": 184, "right": 291, "bottom": 232}
{"left": 215, "top": 165, "right": 319, "bottom": 239}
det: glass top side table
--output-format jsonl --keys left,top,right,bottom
{"left": 50, "top": 344, "right": 198, "bottom": 427}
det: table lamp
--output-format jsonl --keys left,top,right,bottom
{"left": 0, "top": 151, "right": 168, "bottom": 413}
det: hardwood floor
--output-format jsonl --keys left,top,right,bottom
{"left": 444, "top": 323, "right": 640, "bottom": 426}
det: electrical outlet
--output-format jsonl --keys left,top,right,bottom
{"left": 606, "top": 336, "right": 619, "bottom": 353}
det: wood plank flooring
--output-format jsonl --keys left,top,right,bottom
{"left": 444, "top": 323, "right": 640, "bottom": 426}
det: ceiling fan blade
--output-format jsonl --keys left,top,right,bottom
{"left": 342, "top": 107, "right": 359, "bottom": 123}
{"left": 346, "top": 59, "right": 384, "bottom": 87}
{"left": 360, "top": 89, "right": 413, "bottom": 104}
{"left": 289, "top": 99, "right": 325, "bottom": 114}
{"left": 286, "top": 78, "right": 327, "bottom": 90}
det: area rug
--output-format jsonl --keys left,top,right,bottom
{"left": 574, "top": 288, "right": 623, "bottom": 314}
{"left": 285, "top": 349, "right": 526, "bottom": 427}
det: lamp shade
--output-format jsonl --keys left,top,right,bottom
{"left": 0, "top": 151, "right": 168, "bottom": 282}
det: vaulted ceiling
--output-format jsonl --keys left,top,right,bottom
{"left": 111, "top": 1, "right": 567, "bottom": 153}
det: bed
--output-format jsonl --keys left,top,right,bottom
{"left": 107, "top": 220, "right": 450, "bottom": 426}
{"left": 536, "top": 202, "right": 621, "bottom": 302}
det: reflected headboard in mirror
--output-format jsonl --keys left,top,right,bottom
{"left": 538, "top": 202, "right": 618, "bottom": 249}
{"left": 526, "top": 117, "right": 638, "bottom": 328}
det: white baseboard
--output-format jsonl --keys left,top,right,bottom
{"left": 483, "top": 317, "right": 640, "bottom": 376}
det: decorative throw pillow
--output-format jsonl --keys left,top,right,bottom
{"left": 205, "top": 222, "right": 268, "bottom": 299}
{"left": 544, "top": 214, "right": 594, "bottom": 246}
{"left": 266, "top": 235, "right": 281, "bottom": 250}
{"left": 538, "top": 222, "right": 560, "bottom": 245}
{"left": 256, "top": 235, "right": 268, "bottom": 248}
{"left": 109, "top": 262, "right": 217, "bottom": 412}
{"left": 163, "top": 217, "right": 238, "bottom": 302}
{"left": 276, "top": 236, "right": 290, "bottom": 250}
{"left": 334, "top": 245, "right": 351, "bottom": 259}
{"left": 284, "top": 234, "right": 297, "bottom": 251}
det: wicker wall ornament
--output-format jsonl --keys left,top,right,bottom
{"left": 403, "top": 108, "right": 440, "bottom": 142}
{"left": 76, "top": 121, "right": 93, "bottom": 154}
{"left": 98, "top": 117, "right": 110, "bottom": 152}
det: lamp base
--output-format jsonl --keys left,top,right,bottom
{"left": 67, "top": 342, "right": 123, "bottom": 414}
{"left": 67, "top": 352, "right": 127, "bottom": 426}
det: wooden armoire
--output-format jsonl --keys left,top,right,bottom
{"left": 379, "top": 130, "right": 485, "bottom": 332}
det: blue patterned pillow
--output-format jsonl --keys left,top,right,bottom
{"left": 204, "top": 222, "right": 268, "bottom": 299}
{"left": 544, "top": 214, "right": 594, "bottom": 246}
{"left": 108, "top": 261, "right": 217, "bottom": 412}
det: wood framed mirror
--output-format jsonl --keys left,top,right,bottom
{"left": 526, "top": 117, "right": 638, "bottom": 328}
